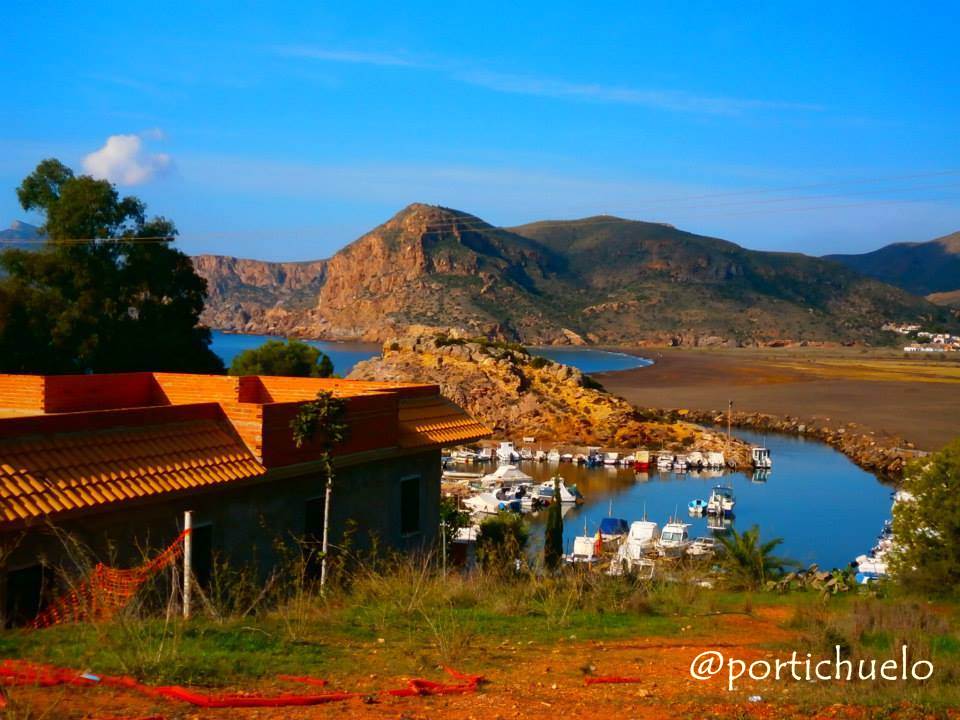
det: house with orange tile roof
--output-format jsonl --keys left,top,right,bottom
{"left": 0, "top": 372, "right": 490, "bottom": 624}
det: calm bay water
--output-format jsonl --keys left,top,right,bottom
{"left": 210, "top": 331, "right": 653, "bottom": 375}
{"left": 462, "top": 428, "right": 892, "bottom": 570}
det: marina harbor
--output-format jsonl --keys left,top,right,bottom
{"left": 443, "top": 427, "right": 893, "bottom": 572}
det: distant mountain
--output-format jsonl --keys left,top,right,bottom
{"left": 825, "top": 231, "right": 960, "bottom": 304}
{"left": 194, "top": 204, "right": 950, "bottom": 346}
{"left": 0, "top": 221, "right": 42, "bottom": 251}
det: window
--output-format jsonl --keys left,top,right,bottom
{"left": 5, "top": 564, "right": 45, "bottom": 628}
{"left": 400, "top": 476, "right": 421, "bottom": 536}
{"left": 190, "top": 524, "right": 213, "bottom": 589}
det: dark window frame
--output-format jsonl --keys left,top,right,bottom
{"left": 399, "top": 474, "right": 422, "bottom": 537}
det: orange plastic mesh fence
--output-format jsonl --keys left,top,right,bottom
{"left": 32, "top": 529, "right": 190, "bottom": 629}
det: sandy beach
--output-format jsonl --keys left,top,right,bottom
{"left": 598, "top": 347, "right": 960, "bottom": 451}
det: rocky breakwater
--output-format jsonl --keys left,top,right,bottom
{"left": 348, "top": 333, "right": 753, "bottom": 466}
{"left": 636, "top": 407, "right": 922, "bottom": 479}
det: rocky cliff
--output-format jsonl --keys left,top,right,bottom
{"left": 194, "top": 203, "right": 949, "bottom": 346}
{"left": 348, "top": 333, "right": 752, "bottom": 465}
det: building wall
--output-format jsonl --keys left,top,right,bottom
{"left": 0, "top": 449, "right": 440, "bottom": 625}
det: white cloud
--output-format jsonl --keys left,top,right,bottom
{"left": 273, "top": 45, "right": 418, "bottom": 67}
{"left": 82, "top": 132, "right": 171, "bottom": 185}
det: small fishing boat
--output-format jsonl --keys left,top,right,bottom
{"left": 657, "top": 519, "right": 692, "bottom": 558}
{"left": 519, "top": 447, "right": 534, "bottom": 461}
{"left": 634, "top": 449, "right": 650, "bottom": 471}
{"left": 560, "top": 452, "right": 574, "bottom": 463}
{"left": 565, "top": 532, "right": 602, "bottom": 565}
{"left": 534, "top": 449, "right": 547, "bottom": 462}
{"left": 479, "top": 464, "right": 534, "bottom": 488}
{"left": 706, "top": 485, "right": 735, "bottom": 516}
{"left": 496, "top": 442, "right": 518, "bottom": 463}
{"left": 603, "top": 452, "right": 620, "bottom": 465}
{"left": 621, "top": 454, "right": 636, "bottom": 466}
{"left": 688, "top": 498, "right": 708, "bottom": 515}
{"left": 672, "top": 455, "right": 688, "bottom": 473}
{"left": 450, "top": 448, "right": 479, "bottom": 462}
{"left": 586, "top": 447, "right": 604, "bottom": 467}
{"left": 536, "top": 477, "right": 584, "bottom": 504}
{"left": 546, "top": 449, "right": 562, "bottom": 463}
{"left": 706, "top": 451, "right": 725, "bottom": 469}
{"left": 477, "top": 447, "right": 494, "bottom": 462}
{"left": 687, "top": 537, "right": 717, "bottom": 557}
{"left": 656, "top": 454, "right": 673, "bottom": 471}
{"left": 609, "top": 516, "right": 660, "bottom": 576}
{"left": 751, "top": 446, "right": 772, "bottom": 469}
{"left": 599, "top": 510, "right": 630, "bottom": 544}
{"left": 686, "top": 451, "right": 704, "bottom": 469}
{"left": 574, "top": 453, "right": 588, "bottom": 465}
{"left": 463, "top": 492, "right": 521, "bottom": 515}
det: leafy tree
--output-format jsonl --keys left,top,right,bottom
{"left": 716, "top": 525, "right": 792, "bottom": 589}
{"left": 543, "top": 476, "right": 564, "bottom": 569}
{"left": 290, "top": 390, "right": 349, "bottom": 591}
{"left": 476, "top": 512, "right": 528, "bottom": 571}
{"left": 890, "top": 439, "right": 960, "bottom": 595}
{"left": 0, "top": 158, "right": 222, "bottom": 373}
{"left": 439, "top": 496, "right": 471, "bottom": 568}
{"left": 229, "top": 339, "right": 334, "bottom": 377}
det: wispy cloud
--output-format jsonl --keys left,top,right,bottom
{"left": 273, "top": 45, "right": 823, "bottom": 116}
{"left": 273, "top": 45, "right": 420, "bottom": 67}
{"left": 458, "top": 70, "right": 824, "bottom": 115}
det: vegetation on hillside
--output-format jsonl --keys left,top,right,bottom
{"left": 0, "top": 159, "right": 222, "bottom": 373}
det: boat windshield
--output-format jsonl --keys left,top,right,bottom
{"left": 662, "top": 531, "right": 683, "bottom": 542}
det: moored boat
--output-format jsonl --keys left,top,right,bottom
{"left": 657, "top": 519, "right": 692, "bottom": 558}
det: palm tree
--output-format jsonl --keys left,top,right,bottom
{"left": 716, "top": 525, "right": 793, "bottom": 589}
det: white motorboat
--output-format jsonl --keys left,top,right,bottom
{"left": 687, "top": 537, "right": 717, "bottom": 557}
{"left": 751, "top": 446, "right": 772, "bottom": 469}
{"left": 450, "top": 448, "right": 478, "bottom": 462}
{"left": 546, "top": 449, "right": 562, "bottom": 463}
{"left": 565, "top": 533, "right": 601, "bottom": 565}
{"left": 442, "top": 469, "right": 484, "bottom": 481}
{"left": 560, "top": 452, "right": 575, "bottom": 463}
{"left": 477, "top": 447, "right": 494, "bottom": 462}
{"left": 479, "top": 464, "right": 534, "bottom": 488}
{"left": 534, "top": 449, "right": 547, "bottom": 461}
{"left": 519, "top": 447, "right": 534, "bottom": 461}
{"left": 536, "top": 477, "right": 583, "bottom": 504}
{"left": 496, "top": 441, "right": 519, "bottom": 463}
{"left": 686, "top": 451, "right": 704, "bottom": 469}
{"left": 463, "top": 492, "right": 521, "bottom": 515}
{"left": 657, "top": 520, "right": 692, "bottom": 558}
{"left": 617, "top": 520, "right": 660, "bottom": 560}
{"left": 656, "top": 454, "right": 673, "bottom": 471}
{"left": 706, "top": 485, "right": 735, "bottom": 516}
{"left": 603, "top": 452, "right": 620, "bottom": 465}
{"left": 706, "top": 451, "right": 725, "bottom": 469}
{"left": 672, "top": 456, "right": 688, "bottom": 473}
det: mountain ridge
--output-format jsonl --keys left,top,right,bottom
{"left": 194, "top": 203, "right": 951, "bottom": 346}
{"left": 825, "top": 231, "right": 960, "bottom": 303}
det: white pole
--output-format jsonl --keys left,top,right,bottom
{"left": 183, "top": 510, "right": 193, "bottom": 619}
{"left": 320, "top": 479, "right": 332, "bottom": 592}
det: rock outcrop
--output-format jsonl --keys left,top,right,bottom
{"left": 348, "top": 333, "right": 753, "bottom": 465}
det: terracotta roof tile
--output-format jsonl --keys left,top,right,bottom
{"left": 398, "top": 397, "right": 491, "bottom": 449}
{"left": 0, "top": 419, "right": 265, "bottom": 527}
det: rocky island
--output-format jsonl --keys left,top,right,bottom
{"left": 348, "top": 333, "right": 753, "bottom": 465}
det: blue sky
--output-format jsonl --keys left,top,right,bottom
{"left": 1, "top": 1, "right": 958, "bottom": 260}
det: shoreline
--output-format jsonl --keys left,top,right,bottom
{"left": 594, "top": 346, "right": 959, "bottom": 478}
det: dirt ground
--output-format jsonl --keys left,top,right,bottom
{"left": 6, "top": 607, "right": 920, "bottom": 720}
{"left": 598, "top": 348, "right": 960, "bottom": 451}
